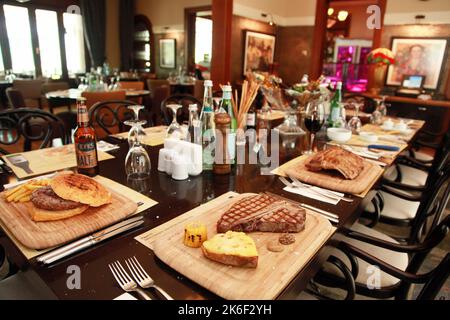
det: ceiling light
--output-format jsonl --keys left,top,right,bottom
{"left": 338, "top": 10, "right": 349, "bottom": 22}
{"left": 328, "top": 8, "right": 334, "bottom": 16}
{"left": 261, "top": 13, "right": 276, "bottom": 26}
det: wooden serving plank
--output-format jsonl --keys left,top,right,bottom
{"left": 143, "top": 192, "right": 335, "bottom": 300}
{"left": 2, "top": 145, "right": 114, "bottom": 179}
{"left": 272, "top": 155, "right": 384, "bottom": 197}
{"left": 0, "top": 176, "right": 156, "bottom": 250}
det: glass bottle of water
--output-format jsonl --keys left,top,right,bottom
{"left": 200, "top": 80, "right": 215, "bottom": 171}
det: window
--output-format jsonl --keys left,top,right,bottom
{"left": 3, "top": 5, "right": 35, "bottom": 76}
{"left": 0, "top": 46, "right": 4, "bottom": 74}
{"left": 63, "top": 12, "right": 86, "bottom": 76}
{"left": 36, "top": 9, "right": 62, "bottom": 78}
{"left": 195, "top": 17, "right": 212, "bottom": 64}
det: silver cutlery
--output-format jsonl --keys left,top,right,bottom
{"left": 288, "top": 175, "right": 354, "bottom": 203}
{"left": 125, "top": 256, "right": 174, "bottom": 300}
{"left": 279, "top": 176, "right": 352, "bottom": 203}
{"left": 37, "top": 215, "right": 144, "bottom": 265}
{"left": 109, "top": 260, "right": 152, "bottom": 300}
{"left": 299, "top": 203, "right": 340, "bottom": 224}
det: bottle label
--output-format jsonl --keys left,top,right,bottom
{"left": 76, "top": 141, "right": 98, "bottom": 169}
{"left": 227, "top": 132, "right": 236, "bottom": 162}
{"left": 246, "top": 113, "right": 256, "bottom": 126}
{"left": 77, "top": 105, "right": 89, "bottom": 125}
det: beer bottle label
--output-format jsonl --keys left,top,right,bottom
{"left": 76, "top": 141, "right": 98, "bottom": 169}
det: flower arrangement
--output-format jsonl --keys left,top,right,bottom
{"left": 367, "top": 48, "right": 395, "bottom": 65}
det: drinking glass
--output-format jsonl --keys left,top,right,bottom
{"left": 304, "top": 96, "right": 325, "bottom": 155}
{"left": 125, "top": 105, "right": 147, "bottom": 148}
{"left": 334, "top": 103, "right": 347, "bottom": 129}
{"left": 166, "top": 104, "right": 186, "bottom": 139}
{"left": 347, "top": 103, "right": 362, "bottom": 134}
{"left": 125, "top": 121, "right": 151, "bottom": 178}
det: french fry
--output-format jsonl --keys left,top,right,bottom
{"left": 4, "top": 186, "right": 22, "bottom": 198}
{"left": 25, "top": 184, "right": 44, "bottom": 191}
{"left": 19, "top": 195, "right": 31, "bottom": 203}
{"left": 11, "top": 189, "right": 30, "bottom": 202}
{"left": 6, "top": 186, "right": 26, "bottom": 202}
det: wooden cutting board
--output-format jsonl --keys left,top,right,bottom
{"left": 150, "top": 192, "right": 335, "bottom": 300}
{"left": 0, "top": 184, "right": 138, "bottom": 250}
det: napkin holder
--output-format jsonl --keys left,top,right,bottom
{"left": 158, "top": 139, "right": 202, "bottom": 180}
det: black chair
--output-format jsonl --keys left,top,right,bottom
{"left": 363, "top": 132, "right": 450, "bottom": 234}
{"left": 315, "top": 165, "right": 450, "bottom": 300}
{"left": 160, "top": 94, "right": 202, "bottom": 126}
{"left": 5, "top": 88, "right": 27, "bottom": 109}
{"left": 88, "top": 100, "right": 142, "bottom": 139}
{"left": 0, "top": 108, "right": 69, "bottom": 154}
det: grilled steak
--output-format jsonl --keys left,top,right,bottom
{"left": 31, "top": 186, "right": 83, "bottom": 211}
{"left": 217, "top": 195, "right": 306, "bottom": 234}
{"left": 306, "top": 147, "right": 364, "bottom": 180}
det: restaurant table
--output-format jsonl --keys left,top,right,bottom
{"left": 45, "top": 88, "right": 151, "bottom": 101}
{"left": 0, "top": 128, "right": 421, "bottom": 300}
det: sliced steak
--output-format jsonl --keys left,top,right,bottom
{"left": 217, "top": 195, "right": 306, "bottom": 234}
{"left": 306, "top": 147, "right": 364, "bottom": 180}
{"left": 31, "top": 186, "right": 83, "bottom": 211}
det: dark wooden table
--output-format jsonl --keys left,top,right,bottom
{"left": 0, "top": 134, "right": 375, "bottom": 300}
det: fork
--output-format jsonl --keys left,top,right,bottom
{"left": 125, "top": 256, "right": 174, "bottom": 300}
{"left": 109, "top": 261, "right": 152, "bottom": 300}
{"left": 280, "top": 176, "right": 353, "bottom": 203}
{"left": 288, "top": 176, "right": 354, "bottom": 203}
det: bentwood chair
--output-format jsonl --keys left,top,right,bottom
{"left": 81, "top": 90, "right": 127, "bottom": 109}
{"left": 88, "top": 100, "right": 141, "bottom": 139}
{"left": 0, "top": 108, "right": 69, "bottom": 154}
{"left": 160, "top": 95, "right": 202, "bottom": 126}
{"left": 316, "top": 165, "right": 450, "bottom": 300}
{"left": 363, "top": 132, "right": 450, "bottom": 232}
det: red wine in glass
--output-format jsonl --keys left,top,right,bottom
{"left": 304, "top": 97, "right": 325, "bottom": 155}
{"left": 304, "top": 118, "right": 324, "bottom": 134}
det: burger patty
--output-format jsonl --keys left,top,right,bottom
{"left": 31, "top": 186, "right": 83, "bottom": 211}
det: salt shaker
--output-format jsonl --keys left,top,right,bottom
{"left": 214, "top": 112, "right": 231, "bottom": 175}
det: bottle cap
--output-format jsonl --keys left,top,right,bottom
{"left": 204, "top": 80, "right": 213, "bottom": 87}
{"left": 336, "top": 82, "right": 342, "bottom": 89}
{"left": 189, "top": 104, "right": 198, "bottom": 111}
{"left": 222, "top": 85, "right": 232, "bottom": 92}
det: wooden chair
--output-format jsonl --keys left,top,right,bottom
{"left": 12, "top": 79, "right": 44, "bottom": 109}
{"left": 316, "top": 165, "right": 450, "bottom": 300}
{"left": 343, "top": 94, "right": 377, "bottom": 114}
{"left": 88, "top": 100, "right": 140, "bottom": 139}
{"left": 161, "top": 95, "right": 201, "bottom": 126}
{"left": 0, "top": 108, "right": 69, "bottom": 154}
{"left": 5, "top": 88, "right": 27, "bottom": 109}
{"left": 117, "top": 81, "right": 145, "bottom": 104}
{"left": 147, "top": 79, "right": 170, "bottom": 98}
{"left": 149, "top": 85, "right": 170, "bottom": 126}
{"left": 81, "top": 90, "right": 127, "bottom": 109}
{"left": 42, "top": 81, "right": 71, "bottom": 113}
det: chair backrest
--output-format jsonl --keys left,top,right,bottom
{"left": 5, "top": 88, "right": 26, "bottom": 109}
{"left": 41, "top": 81, "right": 70, "bottom": 94}
{"left": 81, "top": 90, "right": 127, "bottom": 109}
{"left": 12, "top": 80, "right": 44, "bottom": 100}
{"left": 343, "top": 94, "right": 377, "bottom": 113}
{"left": 0, "top": 108, "right": 68, "bottom": 153}
{"left": 161, "top": 94, "right": 202, "bottom": 126}
{"left": 147, "top": 79, "right": 170, "bottom": 99}
{"left": 88, "top": 100, "right": 138, "bottom": 138}
{"left": 150, "top": 85, "right": 170, "bottom": 125}
{"left": 117, "top": 81, "right": 145, "bottom": 91}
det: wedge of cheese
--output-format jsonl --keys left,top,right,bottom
{"left": 201, "top": 231, "right": 258, "bottom": 268}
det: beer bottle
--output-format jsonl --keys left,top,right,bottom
{"left": 74, "top": 97, "right": 99, "bottom": 177}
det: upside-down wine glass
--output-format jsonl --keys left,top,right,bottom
{"left": 126, "top": 105, "right": 147, "bottom": 148}
{"left": 304, "top": 95, "right": 325, "bottom": 155}
{"left": 347, "top": 102, "right": 363, "bottom": 134}
{"left": 125, "top": 119, "right": 151, "bottom": 179}
{"left": 166, "top": 104, "right": 186, "bottom": 140}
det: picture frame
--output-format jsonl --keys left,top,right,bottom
{"left": 243, "top": 31, "right": 276, "bottom": 75}
{"left": 159, "top": 38, "right": 176, "bottom": 69}
{"left": 386, "top": 37, "right": 449, "bottom": 90}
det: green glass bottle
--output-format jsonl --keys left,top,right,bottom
{"left": 200, "top": 80, "right": 215, "bottom": 171}
{"left": 327, "top": 81, "right": 343, "bottom": 128}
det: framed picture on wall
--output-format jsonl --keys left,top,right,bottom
{"left": 386, "top": 37, "right": 449, "bottom": 90}
{"left": 243, "top": 31, "right": 276, "bottom": 75}
{"left": 159, "top": 38, "right": 176, "bottom": 69}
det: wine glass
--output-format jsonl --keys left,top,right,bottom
{"left": 347, "top": 102, "right": 363, "bottom": 134}
{"left": 125, "top": 105, "right": 147, "bottom": 148}
{"left": 304, "top": 96, "right": 325, "bottom": 155}
{"left": 125, "top": 121, "right": 151, "bottom": 178}
{"left": 166, "top": 104, "right": 185, "bottom": 139}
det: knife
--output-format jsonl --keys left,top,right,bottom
{"left": 37, "top": 216, "right": 144, "bottom": 265}
{"left": 367, "top": 145, "right": 400, "bottom": 152}
{"left": 300, "top": 203, "right": 340, "bottom": 224}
